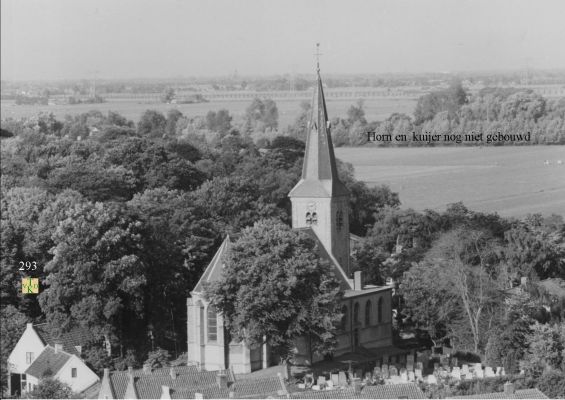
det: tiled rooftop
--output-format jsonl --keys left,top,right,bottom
{"left": 452, "top": 388, "right": 548, "bottom": 399}
{"left": 108, "top": 365, "right": 231, "bottom": 399}
{"left": 290, "top": 383, "right": 426, "bottom": 399}
{"left": 25, "top": 345, "right": 72, "bottom": 379}
{"left": 99, "top": 364, "right": 290, "bottom": 399}
{"left": 34, "top": 323, "right": 98, "bottom": 356}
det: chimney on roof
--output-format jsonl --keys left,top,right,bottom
{"left": 169, "top": 367, "right": 176, "bottom": 380}
{"left": 143, "top": 363, "right": 152, "bottom": 374}
{"left": 125, "top": 368, "right": 139, "bottom": 400}
{"left": 504, "top": 382, "right": 515, "bottom": 395}
{"left": 217, "top": 372, "right": 228, "bottom": 389}
{"left": 54, "top": 343, "right": 63, "bottom": 353}
{"left": 352, "top": 377, "right": 362, "bottom": 395}
{"left": 354, "top": 271, "right": 363, "bottom": 290}
{"left": 160, "top": 385, "right": 171, "bottom": 399}
{"left": 27, "top": 322, "right": 33, "bottom": 330}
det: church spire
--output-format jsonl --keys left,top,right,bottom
{"left": 289, "top": 57, "right": 348, "bottom": 197}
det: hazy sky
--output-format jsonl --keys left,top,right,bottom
{"left": 2, "top": 0, "right": 565, "bottom": 80}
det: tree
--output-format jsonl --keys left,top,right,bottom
{"left": 347, "top": 99, "right": 367, "bottom": 125}
{"left": 161, "top": 88, "right": 175, "bottom": 104}
{"left": 206, "top": 220, "right": 343, "bottom": 360}
{"left": 38, "top": 201, "right": 149, "bottom": 349}
{"left": 425, "top": 229, "right": 504, "bottom": 352}
{"left": 537, "top": 370, "right": 565, "bottom": 399}
{"left": 245, "top": 98, "right": 279, "bottom": 132}
{"left": 190, "top": 176, "right": 283, "bottom": 233}
{"left": 29, "top": 378, "right": 75, "bottom": 399}
{"left": 522, "top": 322, "right": 565, "bottom": 379}
{"left": 400, "top": 262, "right": 460, "bottom": 346}
{"left": 206, "top": 109, "right": 232, "bottom": 135}
{"left": 145, "top": 347, "right": 171, "bottom": 368}
{"left": 165, "top": 109, "right": 183, "bottom": 137}
{"left": 138, "top": 110, "right": 167, "bottom": 138}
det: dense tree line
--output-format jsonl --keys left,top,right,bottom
{"left": 351, "top": 202, "right": 564, "bottom": 395}
{"left": 296, "top": 82, "right": 565, "bottom": 146}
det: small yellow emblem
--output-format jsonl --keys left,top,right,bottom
{"left": 22, "top": 277, "right": 39, "bottom": 294}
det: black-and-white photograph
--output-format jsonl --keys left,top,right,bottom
{"left": 1, "top": 0, "right": 564, "bottom": 399}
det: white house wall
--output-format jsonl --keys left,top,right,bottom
{"left": 55, "top": 355, "right": 99, "bottom": 393}
{"left": 7, "top": 324, "right": 46, "bottom": 374}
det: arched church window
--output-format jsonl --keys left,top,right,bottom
{"left": 311, "top": 212, "right": 318, "bottom": 225}
{"left": 306, "top": 212, "right": 312, "bottom": 225}
{"left": 377, "top": 297, "right": 383, "bottom": 323}
{"left": 207, "top": 306, "right": 217, "bottom": 342}
{"left": 353, "top": 302, "right": 360, "bottom": 326}
{"left": 365, "top": 300, "right": 372, "bottom": 326}
{"left": 336, "top": 210, "right": 343, "bottom": 231}
{"left": 340, "top": 305, "right": 347, "bottom": 330}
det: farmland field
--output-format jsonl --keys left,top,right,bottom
{"left": 335, "top": 146, "right": 565, "bottom": 218}
{"left": 0, "top": 97, "right": 417, "bottom": 128}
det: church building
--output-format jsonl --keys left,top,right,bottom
{"left": 186, "top": 65, "right": 393, "bottom": 374}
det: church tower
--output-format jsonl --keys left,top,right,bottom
{"left": 288, "top": 64, "right": 350, "bottom": 275}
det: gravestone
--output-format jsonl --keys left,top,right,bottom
{"left": 317, "top": 376, "right": 326, "bottom": 386}
{"left": 475, "top": 367, "right": 484, "bottom": 379}
{"left": 484, "top": 367, "right": 495, "bottom": 377}
{"left": 440, "top": 356, "right": 449, "bottom": 367}
{"left": 338, "top": 371, "right": 347, "bottom": 386}
{"left": 416, "top": 362, "right": 424, "bottom": 372}
{"left": 400, "top": 368, "right": 408, "bottom": 382}
{"left": 365, "top": 372, "right": 372, "bottom": 381}
{"left": 331, "top": 373, "right": 339, "bottom": 386}
{"left": 415, "top": 368, "right": 423, "bottom": 380}
{"left": 382, "top": 364, "right": 390, "bottom": 379}
{"left": 373, "top": 367, "right": 381, "bottom": 378}
{"left": 462, "top": 364, "right": 469, "bottom": 376}
{"left": 312, "top": 385, "right": 320, "bottom": 391}
{"left": 327, "top": 380, "right": 334, "bottom": 389}
{"left": 427, "top": 374, "right": 437, "bottom": 385}
{"left": 389, "top": 366, "right": 398, "bottom": 377}
{"left": 408, "top": 371, "right": 416, "bottom": 382}
{"left": 451, "top": 367, "right": 461, "bottom": 380}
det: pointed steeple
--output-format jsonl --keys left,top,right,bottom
{"left": 289, "top": 66, "right": 349, "bottom": 198}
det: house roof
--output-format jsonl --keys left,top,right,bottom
{"left": 290, "top": 383, "right": 425, "bottom": 399}
{"left": 452, "top": 388, "right": 548, "bottom": 399}
{"left": 102, "top": 365, "right": 289, "bottom": 399}
{"left": 34, "top": 323, "right": 97, "bottom": 356}
{"left": 104, "top": 365, "right": 234, "bottom": 399}
{"left": 24, "top": 345, "right": 72, "bottom": 379}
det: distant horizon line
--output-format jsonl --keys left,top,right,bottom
{"left": 2, "top": 67, "right": 565, "bottom": 84}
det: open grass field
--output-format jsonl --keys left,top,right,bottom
{"left": 335, "top": 146, "right": 565, "bottom": 218}
{"left": 0, "top": 97, "right": 417, "bottom": 128}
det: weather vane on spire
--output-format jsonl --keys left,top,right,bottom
{"left": 315, "top": 43, "right": 322, "bottom": 72}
